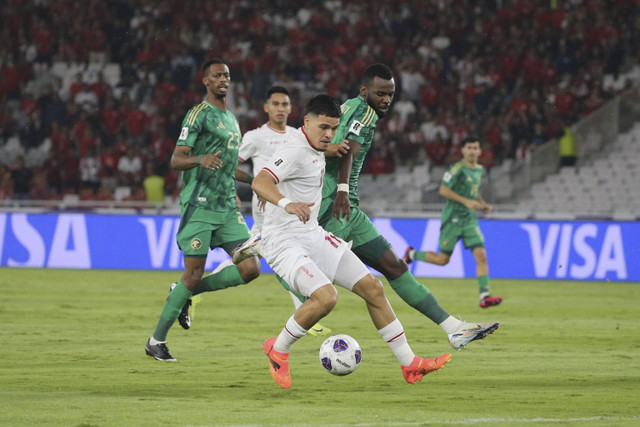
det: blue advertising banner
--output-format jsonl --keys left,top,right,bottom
{"left": 1, "top": 213, "right": 638, "bottom": 281}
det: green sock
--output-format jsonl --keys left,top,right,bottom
{"left": 414, "top": 250, "right": 427, "bottom": 261}
{"left": 277, "top": 274, "right": 307, "bottom": 303}
{"left": 153, "top": 279, "right": 193, "bottom": 341}
{"left": 193, "top": 264, "right": 247, "bottom": 295}
{"left": 478, "top": 275, "right": 490, "bottom": 295}
{"left": 388, "top": 271, "right": 449, "bottom": 324}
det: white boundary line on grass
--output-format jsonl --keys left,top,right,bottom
{"left": 353, "top": 416, "right": 640, "bottom": 425}
{"left": 214, "top": 415, "right": 640, "bottom": 427}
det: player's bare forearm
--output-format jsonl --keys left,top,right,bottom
{"left": 235, "top": 168, "right": 253, "bottom": 184}
{"left": 333, "top": 142, "right": 358, "bottom": 221}
{"left": 439, "top": 185, "right": 481, "bottom": 210}
{"left": 252, "top": 171, "right": 284, "bottom": 205}
{"left": 324, "top": 140, "right": 350, "bottom": 158}
{"left": 171, "top": 146, "right": 222, "bottom": 171}
{"left": 477, "top": 195, "right": 493, "bottom": 213}
{"left": 252, "top": 171, "right": 314, "bottom": 223}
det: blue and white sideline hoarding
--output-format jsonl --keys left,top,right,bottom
{"left": 0, "top": 213, "right": 638, "bottom": 281}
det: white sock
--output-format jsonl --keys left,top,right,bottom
{"left": 290, "top": 291, "right": 303, "bottom": 310}
{"left": 439, "top": 316, "right": 463, "bottom": 334}
{"left": 274, "top": 315, "right": 308, "bottom": 353}
{"left": 479, "top": 291, "right": 490, "bottom": 300}
{"left": 378, "top": 318, "right": 415, "bottom": 366}
{"left": 149, "top": 336, "right": 164, "bottom": 345}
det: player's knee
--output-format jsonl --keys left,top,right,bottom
{"left": 182, "top": 269, "right": 204, "bottom": 290}
{"left": 436, "top": 254, "right": 451, "bottom": 266}
{"left": 379, "top": 250, "right": 408, "bottom": 279}
{"left": 356, "top": 276, "right": 386, "bottom": 303}
{"left": 313, "top": 285, "right": 338, "bottom": 315}
{"left": 238, "top": 257, "right": 261, "bottom": 282}
{"left": 474, "top": 249, "right": 487, "bottom": 264}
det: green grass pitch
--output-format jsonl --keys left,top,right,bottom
{"left": 0, "top": 268, "right": 638, "bottom": 426}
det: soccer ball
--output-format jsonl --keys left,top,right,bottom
{"left": 318, "top": 334, "right": 362, "bottom": 376}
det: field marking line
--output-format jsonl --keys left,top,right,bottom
{"left": 209, "top": 415, "right": 640, "bottom": 427}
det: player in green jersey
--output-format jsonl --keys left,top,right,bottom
{"left": 241, "top": 64, "right": 497, "bottom": 350}
{"left": 404, "top": 137, "right": 503, "bottom": 308}
{"left": 145, "top": 59, "right": 260, "bottom": 361}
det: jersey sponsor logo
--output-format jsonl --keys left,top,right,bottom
{"left": 190, "top": 238, "right": 202, "bottom": 250}
{"left": 443, "top": 172, "right": 452, "bottom": 183}
{"left": 179, "top": 127, "right": 189, "bottom": 140}
{"left": 274, "top": 159, "right": 283, "bottom": 166}
{"left": 198, "top": 197, "right": 207, "bottom": 202}
{"left": 349, "top": 120, "right": 364, "bottom": 136}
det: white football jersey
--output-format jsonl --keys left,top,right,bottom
{"left": 239, "top": 123, "right": 296, "bottom": 231}
{"left": 261, "top": 127, "right": 325, "bottom": 235}
{"left": 238, "top": 123, "right": 296, "bottom": 176}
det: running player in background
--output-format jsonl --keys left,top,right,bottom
{"left": 253, "top": 94, "right": 451, "bottom": 389}
{"left": 404, "top": 136, "right": 503, "bottom": 308}
{"left": 145, "top": 59, "right": 260, "bottom": 361}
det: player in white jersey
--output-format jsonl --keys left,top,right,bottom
{"left": 236, "top": 86, "right": 297, "bottom": 233}
{"left": 252, "top": 94, "right": 452, "bottom": 389}
{"left": 232, "top": 86, "right": 331, "bottom": 336}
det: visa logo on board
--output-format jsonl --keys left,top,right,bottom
{"left": 521, "top": 223, "right": 626, "bottom": 279}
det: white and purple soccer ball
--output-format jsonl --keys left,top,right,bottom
{"left": 319, "top": 334, "right": 362, "bottom": 376}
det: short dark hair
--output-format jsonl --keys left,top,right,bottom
{"left": 461, "top": 136, "right": 481, "bottom": 147}
{"left": 266, "top": 85, "right": 290, "bottom": 100}
{"left": 202, "top": 58, "right": 228, "bottom": 74}
{"left": 304, "top": 94, "right": 341, "bottom": 118}
{"left": 362, "top": 63, "right": 394, "bottom": 86}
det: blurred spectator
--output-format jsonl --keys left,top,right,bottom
{"left": 117, "top": 146, "right": 142, "bottom": 186}
{"left": 142, "top": 161, "right": 165, "bottom": 203}
{"left": 0, "top": 0, "right": 637, "bottom": 202}
{"left": 393, "top": 93, "right": 417, "bottom": 129}
{"left": 10, "top": 156, "right": 33, "bottom": 200}
{"left": 0, "top": 165, "right": 12, "bottom": 199}
{"left": 515, "top": 138, "right": 533, "bottom": 163}
{"left": 559, "top": 124, "right": 577, "bottom": 167}
{"left": 100, "top": 145, "right": 120, "bottom": 190}
{"left": 425, "top": 133, "right": 450, "bottom": 167}
{"left": 79, "top": 146, "right": 101, "bottom": 193}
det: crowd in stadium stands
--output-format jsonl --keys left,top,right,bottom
{"left": 0, "top": 0, "right": 638, "bottom": 202}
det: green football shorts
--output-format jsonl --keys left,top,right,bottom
{"left": 321, "top": 206, "right": 391, "bottom": 266}
{"left": 439, "top": 220, "right": 485, "bottom": 255}
{"left": 176, "top": 205, "right": 251, "bottom": 257}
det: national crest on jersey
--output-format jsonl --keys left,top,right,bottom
{"left": 323, "top": 96, "right": 378, "bottom": 207}
{"left": 176, "top": 101, "right": 242, "bottom": 211}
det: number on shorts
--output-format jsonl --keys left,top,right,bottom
{"left": 325, "top": 233, "right": 340, "bottom": 248}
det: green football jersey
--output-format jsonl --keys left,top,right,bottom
{"left": 440, "top": 159, "right": 484, "bottom": 226}
{"left": 176, "top": 100, "right": 242, "bottom": 212}
{"left": 322, "top": 95, "right": 379, "bottom": 207}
